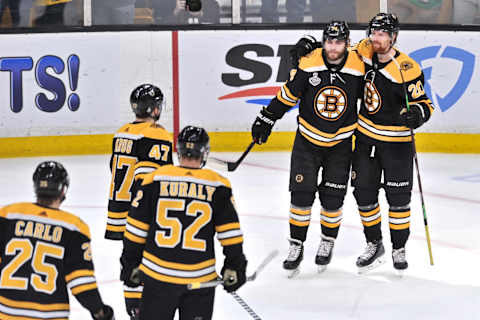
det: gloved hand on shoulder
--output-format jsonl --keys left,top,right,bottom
{"left": 290, "top": 35, "right": 320, "bottom": 67}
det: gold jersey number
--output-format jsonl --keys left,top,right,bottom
{"left": 109, "top": 155, "right": 137, "bottom": 202}
{"left": 155, "top": 199, "right": 212, "bottom": 252}
{"left": 0, "top": 239, "right": 64, "bottom": 294}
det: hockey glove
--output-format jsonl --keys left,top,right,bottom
{"left": 92, "top": 304, "right": 115, "bottom": 320}
{"left": 120, "top": 257, "right": 142, "bottom": 288}
{"left": 221, "top": 256, "right": 247, "bottom": 293}
{"left": 289, "top": 35, "right": 319, "bottom": 67}
{"left": 400, "top": 104, "right": 424, "bottom": 129}
{"left": 251, "top": 107, "right": 276, "bottom": 145}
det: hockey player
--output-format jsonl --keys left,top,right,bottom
{"left": 0, "top": 161, "right": 115, "bottom": 320}
{"left": 105, "top": 83, "right": 174, "bottom": 318}
{"left": 120, "top": 126, "right": 248, "bottom": 320}
{"left": 352, "top": 13, "right": 434, "bottom": 273}
{"left": 251, "top": 21, "right": 365, "bottom": 276}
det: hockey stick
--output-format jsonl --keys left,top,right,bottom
{"left": 207, "top": 141, "right": 255, "bottom": 172}
{"left": 390, "top": 54, "right": 434, "bottom": 266}
{"left": 187, "top": 250, "right": 279, "bottom": 290}
{"left": 230, "top": 292, "right": 262, "bottom": 320}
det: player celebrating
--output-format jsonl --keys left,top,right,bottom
{"left": 120, "top": 126, "right": 248, "bottom": 319}
{"left": 0, "top": 161, "right": 115, "bottom": 320}
{"left": 352, "top": 13, "right": 434, "bottom": 273}
{"left": 251, "top": 21, "right": 365, "bottom": 276}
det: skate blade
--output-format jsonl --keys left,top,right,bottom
{"left": 357, "top": 257, "right": 386, "bottom": 275}
{"left": 317, "top": 265, "right": 327, "bottom": 273}
{"left": 395, "top": 269, "right": 406, "bottom": 278}
{"left": 286, "top": 268, "right": 300, "bottom": 279}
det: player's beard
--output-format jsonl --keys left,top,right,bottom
{"left": 371, "top": 40, "right": 391, "bottom": 54}
{"left": 325, "top": 49, "right": 344, "bottom": 62}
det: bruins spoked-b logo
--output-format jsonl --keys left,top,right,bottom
{"left": 363, "top": 70, "right": 382, "bottom": 114}
{"left": 314, "top": 86, "right": 347, "bottom": 121}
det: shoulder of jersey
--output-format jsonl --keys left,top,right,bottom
{"left": 0, "top": 202, "right": 91, "bottom": 238}
{"left": 142, "top": 165, "right": 232, "bottom": 188}
{"left": 343, "top": 49, "right": 365, "bottom": 76}
{"left": 390, "top": 51, "right": 422, "bottom": 82}
{"left": 116, "top": 122, "right": 173, "bottom": 142}
{"left": 352, "top": 38, "right": 373, "bottom": 62}
{"left": 298, "top": 48, "right": 326, "bottom": 72}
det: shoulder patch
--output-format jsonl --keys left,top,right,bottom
{"left": 385, "top": 52, "right": 422, "bottom": 83}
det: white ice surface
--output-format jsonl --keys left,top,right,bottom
{"left": 0, "top": 152, "right": 479, "bottom": 320}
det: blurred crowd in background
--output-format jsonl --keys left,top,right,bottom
{"left": 0, "top": 0, "right": 477, "bottom": 28}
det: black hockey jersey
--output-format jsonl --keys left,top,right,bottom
{"left": 267, "top": 48, "right": 365, "bottom": 147}
{"left": 106, "top": 121, "right": 173, "bottom": 240}
{"left": 121, "top": 165, "right": 244, "bottom": 285}
{"left": 354, "top": 39, "right": 434, "bottom": 143}
{"left": 0, "top": 203, "right": 104, "bottom": 319}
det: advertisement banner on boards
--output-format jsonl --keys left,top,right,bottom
{"left": 0, "top": 31, "right": 173, "bottom": 138}
{"left": 179, "top": 30, "right": 479, "bottom": 134}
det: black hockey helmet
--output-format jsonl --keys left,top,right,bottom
{"left": 130, "top": 84, "right": 164, "bottom": 119}
{"left": 33, "top": 161, "right": 69, "bottom": 199}
{"left": 177, "top": 126, "right": 210, "bottom": 167}
{"left": 323, "top": 20, "right": 350, "bottom": 43}
{"left": 367, "top": 12, "right": 399, "bottom": 40}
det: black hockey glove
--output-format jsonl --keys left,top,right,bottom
{"left": 400, "top": 104, "right": 424, "bottom": 129}
{"left": 92, "top": 304, "right": 115, "bottom": 320}
{"left": 289, "top": 35, "right": 319, "bottom": 67}
{"left": 251, "top": 107, "right": 276, "bottom": 145}
{"left": 120, "top": 257, "right": 142, "bottom": 288}
{"left": 221, "top": 255, "right": 247, "bottom": 293}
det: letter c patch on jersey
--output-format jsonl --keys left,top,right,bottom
{"left": 314, "top": 86, "right": 347, "bottom": 121}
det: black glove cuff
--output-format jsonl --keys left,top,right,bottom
{"left": 224, "top": 254, "right": 247, "bottom": 271}
{"left": 260, "top": 107, "right": 277, "bottom": 123}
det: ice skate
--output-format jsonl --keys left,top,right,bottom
{"left": 392, "top": 247, "right": 408, "bottom": 277}
{"left": 357, "top": 240, "right": 386, "bottom": 274}
{"left": 283, "top": 238, "right": 303, "bottom": 278}
{"left": 315, "top": 235, "right": 335, "bottom": 273}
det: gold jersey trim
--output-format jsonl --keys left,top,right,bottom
{"left": 0, "top": 295, "right": 69, "bottom": 319}
{"left": 298, "top": 117, "right": 356, "bottom": 147}
{"left": 355, "top": 39, "right": 422, "bottom": 83}
{"left": 140, "top": 252, "right": 218, "bottom": 284}
{"left": 0, "top": 203, "right": 91, "bottom": 239}
{"left": 116, "top": 122, "right": 173, "bottom": 143}
{"left": 357, "top": 114, "right": 413, "bottom": 142}
{"left": 140, "top": 165, "right": 231, "bottom": 188}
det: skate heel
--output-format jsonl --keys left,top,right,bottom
{"left": 287, "top": 267, "right": 301, "bottom": 279}
{"left": 357, "top": 255, "right": 386, "bottom": 274}
{"left": 317, "top": 265, "right": 327, "bottom": 274}
{"left": 283, "top": 238, "right": 303, "bottom": 279}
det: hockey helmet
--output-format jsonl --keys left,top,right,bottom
{"left": 367, "top": 13, "right": 399, "bottom": 39}
{"left": 323, "top": 21, "right": 350, "bottom": 43}
{"left": 177, "top": 126, "right": 210, "bottom": 167}
{"left": 130, "top": 84, "right": 164, "bottom": 119}
{"left": 33, "top": 161, "right": 69, "bottom": 199}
